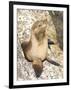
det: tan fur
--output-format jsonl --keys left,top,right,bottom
{"left": 21, "top": 19, "right": 48, "bottom": 77}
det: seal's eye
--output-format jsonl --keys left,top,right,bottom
{"left": 38, "top": 24, "right": 41, "bottom": 27}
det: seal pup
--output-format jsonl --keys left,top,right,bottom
{"left": 21, "top": 19, "right": 48, "bottom": 77}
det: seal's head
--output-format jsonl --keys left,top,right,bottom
{"left": 32, "top": 19, "right": 47, "bottom": 41}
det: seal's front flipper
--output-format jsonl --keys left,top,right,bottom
{"left": 32, "top": 59, "right": 43, "bottom": 77}
{"left": 47, "top": 58, "right": 63, "bottom": 67}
